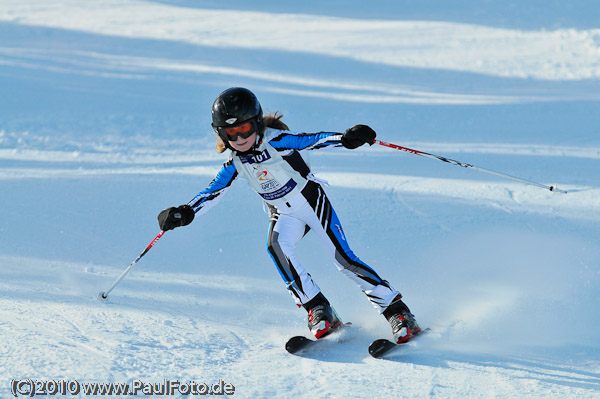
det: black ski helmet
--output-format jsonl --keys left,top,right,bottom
{"left": 211, "top": 87, "right": 264, "bottom": 142}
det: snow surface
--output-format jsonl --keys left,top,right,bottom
{"left": 1, "top": 1, "right": 600, "bottom": 398}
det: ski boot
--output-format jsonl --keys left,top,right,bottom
{"left": 303, "top": 292, "right": 342, "bottom": 339}
{"left": 383, "top": 294, "right": 422, "bottom": 344}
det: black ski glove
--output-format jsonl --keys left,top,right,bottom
{"left": 341, "top": 124, "right": 376, "bottom": 149}
{"left": 157, "top": 204, "right": 195, "bottom": 231}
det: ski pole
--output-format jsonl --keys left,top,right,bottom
{"left": 374, "top": 139, "right": 567, "bottom": 194}
{"left": 98, "top": 230, "right": 165, "bottom": 301}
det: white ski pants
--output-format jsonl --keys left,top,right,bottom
{"left": 266, "top": 182, "right": 399, "bottom": 312}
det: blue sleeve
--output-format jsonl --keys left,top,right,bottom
{"left": 268, "top": 130, "right": 344, "bottom": 151}
{"left": 188, "top": 159, "right": 238, "bottom": 215}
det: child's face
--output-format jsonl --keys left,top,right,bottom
{"left": 229, "top": 132, "right": 257, "bottom": 152}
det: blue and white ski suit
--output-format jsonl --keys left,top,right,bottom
{"left": 189, "top": 128, "right": 399, "bottom": 312}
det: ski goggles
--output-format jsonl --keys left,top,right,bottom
{"left": 215, "top": 121, "right": 257, "bottom": 142}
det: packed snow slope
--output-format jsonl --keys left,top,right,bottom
{"left": 1, "top": 1, "right": 600, "bottom": 398}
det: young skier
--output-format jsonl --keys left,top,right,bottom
{"left": 158, "top": 87, "right": 421, "bottom": 343}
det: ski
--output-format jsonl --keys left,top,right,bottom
{"left": 368, "top": 328, "right": 430, "bottom": 358}
{"left": 285, "top": 323, "right": 351, "bottom": 354}
{"left": 285, "top": 336, "right": 316, "bottom": 354}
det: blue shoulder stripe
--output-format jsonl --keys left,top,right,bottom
{"left": 268, "top": 131, "right": 343, "bottom": 151}
{"left": 189, "top": 159, "right": 237, "bottom": 212}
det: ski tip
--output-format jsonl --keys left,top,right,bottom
{"left": 285, "top": 336, "right": 312, "bottom": 354}
{"left": 368, "top": 339, "right": 396, "bottom": 358}
{"left": 285, "top": 322, "right": 353, "bottom": 355}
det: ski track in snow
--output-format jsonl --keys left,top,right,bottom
{"left": 2, "top": 1, "right": 600, "bottom": 108}
{"left": 1, "top": 0, "right": 600, "bottom": 81}
{"left": 0, "top": 164, "right": 598, "bottom": 221}
{"left": 2, "top": 254, "right": 599, "bottom": 399}
{"left": 1, "top": 135, "right": 600, "bottom": 163}
{"left": 0, "top": 46, "right": 549, "bottom": 105}
{"left": 1, "top": 141, "right": 598, "bottom": 223}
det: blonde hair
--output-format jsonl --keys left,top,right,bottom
{"left": 215, "top": 112, "right": 289, "bottom": 153}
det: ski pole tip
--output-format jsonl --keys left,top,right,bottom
{"left": 98, "top": 291, "right": 109, "bottom": 302}
{"left": 549, "top": 185, "right": 568, "bottom": 194}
